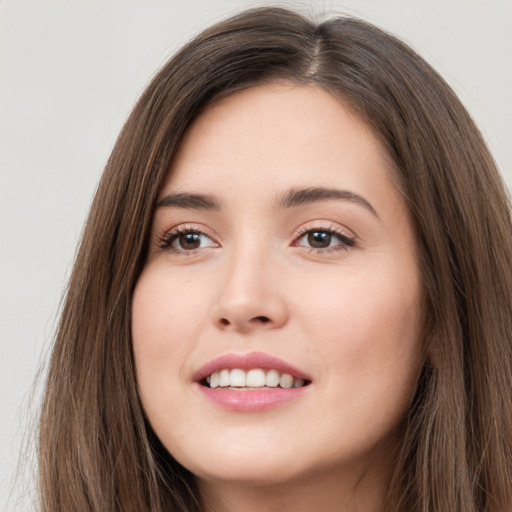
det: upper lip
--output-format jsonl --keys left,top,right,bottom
{"left": 193, "top": 351, "right": 312, "bottom": 382}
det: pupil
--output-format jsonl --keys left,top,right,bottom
{"left": 308, "top": 231, "right": 331, "bottom": 248}
{"left": 180, "top": 233, "right": 201, "bottom": 249}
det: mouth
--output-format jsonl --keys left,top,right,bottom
{"left": 201, "top": 368, "right": 310, "bottom": 389}
{"left": 194, "top": 352, "right": 312, "bottom": 410}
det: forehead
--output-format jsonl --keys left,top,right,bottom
{"left": 161, "top": 82, "right": 403, "bottom": 218}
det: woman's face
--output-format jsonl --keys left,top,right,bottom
{"left": 132, "top": 83, "right": 423, "bottom": 489}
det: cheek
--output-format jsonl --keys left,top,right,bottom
{"left": 296, "top": 263, "right": 423, "bottom": 400}
{"left": 131, "top": 268, "right": 206, "bottom": 419}
{"left": 132, "top": 267, "right": 206, "bottom": 357}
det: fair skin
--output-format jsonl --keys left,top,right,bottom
{"left": 132, "top": 83, "right": 423, "bottom": 512}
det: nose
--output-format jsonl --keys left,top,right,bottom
{"left": 213, "top": 248, "right": 289, "bottom": 333}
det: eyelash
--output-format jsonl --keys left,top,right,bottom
{"left": 157, "top": 226, "right": 213, "bottom": 254}
{"left": 293, "top": 225, "right": 355, "bottom": 253}
{"left": 156, "top": 225, "right": 355, "bottom": 255}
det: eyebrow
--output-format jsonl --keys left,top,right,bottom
{"left": 277, "top": 187, "right": 379, "bottom": 218}
{"left": 156, "top": 187, "right": 378, "bottom": 218}
{"left": 156, "top": 192, "right": 221, "bottom": 210}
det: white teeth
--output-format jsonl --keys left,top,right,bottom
{"left": 279, "top": 373, "right": 294, "bottom": 389}
{"left": 246, "top": 369, "right": 266, "bottom": 387}
{"left": 219, "top": 369, "right": 230, "bottom": 387}
{"left": 230, "top": 368, "right": 246, "bottom": 387}
{"left": 210, "top": 372, "right": 220, "bottom": 388}
{"left": 265, "top": 369, "right": 280, "bottom": 387}
{"left": 205, "top": 368, "right": 307, "bottom": 389}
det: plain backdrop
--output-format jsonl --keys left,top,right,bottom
{"left": 1, "top": 0, "right": 511, "bottom": 509}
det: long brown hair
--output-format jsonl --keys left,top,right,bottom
{"left": 38, "top": 7, "right": 512, "bottom": 511}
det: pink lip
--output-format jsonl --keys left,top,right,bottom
{"left": 192, "top": 351, "right": 311, "bottom": 382}
{"left": 193, "top": 352, "right": 312, "bottom": 412}
{"left": 197, "top": 386, "right": 309, "bottom": 411}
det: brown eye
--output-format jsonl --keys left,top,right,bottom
{"left": 307, "top": 231, "right": 332, "bottom": 248}
{"left": 158, "top": 228, "right": 218, "bottom": 253}
{"left": 177, "top": 233, "right": 202, "bottom": 250}
{"left": 294, "top": 227, "right": 355, "bottom": 251}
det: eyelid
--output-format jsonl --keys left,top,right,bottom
{"left": 156, "top": 223, "right": 220, "bottom": 253}
{"left": 291, "top": 222, "right": 356, "bottom": 251}
{"left": 154, "top": 221, "right": 356, "bottom": 256}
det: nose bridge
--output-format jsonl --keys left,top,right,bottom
{"left": 214, "top": 237, "right": 288, "bottom": 332}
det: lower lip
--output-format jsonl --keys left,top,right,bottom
{"left": 196, "top": 384, "right": 309, "bottom": 411}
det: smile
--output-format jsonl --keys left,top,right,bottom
{"left": 204, "top": 368, "right": 307, "bottom": 389}
{"left": 194, "top": 352, "right": 312, "bottom": 411}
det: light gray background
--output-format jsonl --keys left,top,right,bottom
{"left": 1, "top": 0, "right": 511, "bottom": 509}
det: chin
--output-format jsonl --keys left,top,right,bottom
{"left": 193, "top": 460, "right": 318, "bottom": 490}
{"left": 171, "top": 440, "right": 311, "bottom": 487}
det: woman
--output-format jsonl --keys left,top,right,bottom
{"left": 38, "top": 7, "right": 512, "bottom": 512}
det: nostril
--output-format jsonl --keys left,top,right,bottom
{"left": 217, "top": 315, "right": 272, "bottom": 328}
{"left": 253, "top": 316, "right": 270, "bottom": 323}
